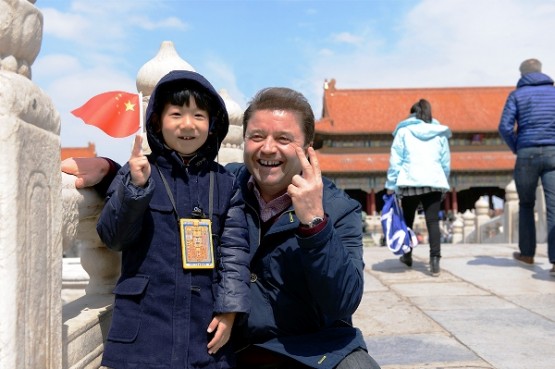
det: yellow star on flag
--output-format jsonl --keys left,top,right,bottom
{"left": 125, "top": 100, "right": 136, "bottom": 111}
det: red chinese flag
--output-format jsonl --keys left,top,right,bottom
{"left": 71, "top": 91, "right": 140, "bottom": 138}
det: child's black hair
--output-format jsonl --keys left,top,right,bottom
{"left": 150, "top": 80, "right": 219, "bottom": 133}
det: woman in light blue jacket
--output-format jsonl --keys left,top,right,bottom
{"left": 385, "top": 99, "right": 451, "bottom": 276}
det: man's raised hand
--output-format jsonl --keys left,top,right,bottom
{"left": 129, "top": 134, "right": 151, "bottom": 187}
{"left": 61, "top": 157, "right": 110, "bottom": 189}
{"left": 287, "top": 145, "right": 324, "bottom": 225}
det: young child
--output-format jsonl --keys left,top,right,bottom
{"left": 97, "top": 70, "right": 250, "bottom": 369}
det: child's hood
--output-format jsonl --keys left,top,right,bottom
{"left": 145, "top": 70, "right": 229, "bottom": 163}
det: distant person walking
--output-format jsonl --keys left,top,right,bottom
{"left": 498, "top": 58, "right": 555, "bottom": 275}
{"left": 385, "top": 99, "right": 451, "bottom": 276}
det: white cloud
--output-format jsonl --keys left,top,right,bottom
{"left": 305, "top": 0, "right": 555, "bottom": 114}
{"left": 41, "top": 8, "right": 89, "bottom": 41}
{"left": 305, "top": 8, "right": 317, "bottom": 16}
{"left": 39, "top": 1, "right": 186, "bottom": 53}
{"left": 33, "top": 54, "right": 82, "bottom": 79}
{"left": 204, "top": 57, "right": 246, "bottom": 109}
{"left": 40, "top": 6, "right": 127, "bottom": 47}
{"left": 69, "top": 0, "right": 154, "bottom": 16}
{"left": 331, "top": 32, "right": 363, "bottom": 45}
{"left": 131, "top": 16, "right": 189, "bottom": 31}
{"left": 318, "top": 48, "right": 334, "bottom": 57}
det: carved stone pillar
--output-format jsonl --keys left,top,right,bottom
{"left": 0, "top": 1, "right": 62, "bottom": 367}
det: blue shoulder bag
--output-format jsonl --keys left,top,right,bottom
{"left": 380, "top": 193, "right": 418, "bottom": 255}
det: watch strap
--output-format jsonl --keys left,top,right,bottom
{"left": 298, "top": 215, "right": 327, "bottom": 236}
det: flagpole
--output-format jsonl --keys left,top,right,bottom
{"left": 138, "top": 91, "right": 144, "bottom": 134}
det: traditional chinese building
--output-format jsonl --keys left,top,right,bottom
{"left": 61, "top": 142, "right": 97, "bottom": 160}
{"left": 314, "top": 79, "right": 516, "bottom": 216}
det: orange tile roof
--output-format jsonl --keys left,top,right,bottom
{"left": 61, "top": 143, "right": 97, "bottom": 160}
{"left": 317, "top": 79, "right": 514, "bottom": 135}
{"left": 316, "top": 150, "right": 515, "bottom": 174}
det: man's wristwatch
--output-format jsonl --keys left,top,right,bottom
{"left": 302, "top": 216, "right": 325, "bottom": 229}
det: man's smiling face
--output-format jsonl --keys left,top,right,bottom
{"left": 243, "top": 109, "right": 306, "bottom": 202}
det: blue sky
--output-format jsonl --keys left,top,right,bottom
{"left": 34, "top": 0, "right": 555, "bottom": 164}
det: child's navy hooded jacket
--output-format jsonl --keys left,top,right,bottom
{"left": 97, "top": 70, "right": 250, "bottom": 369}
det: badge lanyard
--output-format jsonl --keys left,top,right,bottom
{"left": 155, "top": 163, "right": 215, "bottom": 269}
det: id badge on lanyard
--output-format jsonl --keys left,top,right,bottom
{"left": 155, "top": 163, "right": 216, "bottom": 270}
{"left": 179, "top": 218, "right": 215, "bottom": 269}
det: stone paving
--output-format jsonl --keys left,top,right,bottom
{"left": 354, "top": 242, "right": 555, "bottom": 369}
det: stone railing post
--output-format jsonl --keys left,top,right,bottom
{"left": 462, "top": 210, "right": 476, "bottom": 243}
{"left": 451, "top": 218, "right": 464, "bottom": 243}
{"left": 535, "top": 184, "right": 546, "bottom": 243}
{"left": 62, "top": 174, "right": 121, "bottom": 294}
{"left": 474, "top": 197, "right": 490, "bottom": 243}
{"left": 503, "top": 180, "right": 518, "bottom": 243}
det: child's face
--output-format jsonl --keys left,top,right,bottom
{"left": 160, "top": 97, "right": 210, "bottom": 156}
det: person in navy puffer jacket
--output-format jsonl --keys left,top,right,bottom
{"left": 498, "top": 58, "right": 555, "bottom": 276}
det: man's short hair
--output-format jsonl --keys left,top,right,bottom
{"left": 519, "top": 58, "right": 542, "bottom": 75}
{"left": 243, "top": 87, "right": 315, "bottom": 146}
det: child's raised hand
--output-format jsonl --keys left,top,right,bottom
{"left": 129, "top": 134, "right": 151, "bottom": 187}
{"left": 207, "top": 312, "right": 236, "bottom": 355}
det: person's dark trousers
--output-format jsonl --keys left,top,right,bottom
{"left": 236, "top": 348, "right": 381, "bottom": 369}
{"left": 335, "top": 348, "right": 381, "bottom": 369}
{"left": 401, "top": 191, "right": 443, "bottom": 258}
{"left": 514, "top": 145, "right": 555, "bottom": 263}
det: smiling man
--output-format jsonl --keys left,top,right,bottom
{"left": 226, "top": 87, "right": 380, "bottom": 369}
{"left": 62, "top": 87, "right": 381, "bottom": 369}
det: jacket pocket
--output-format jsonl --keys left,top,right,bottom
{"left": 107, "top": 275, "right": 149, "bottom": 343}
{"left": 148, "top": 200, "right": 174, "bottom": 213}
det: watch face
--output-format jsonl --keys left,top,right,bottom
{"left": 309, "top": 216, "right": 324, "bottom": 228}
